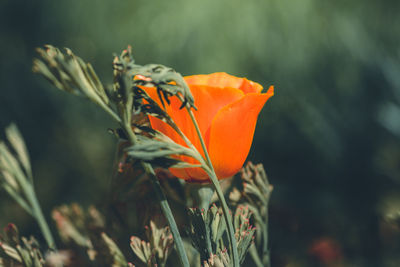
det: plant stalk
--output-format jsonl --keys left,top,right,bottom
{"left": 249, "top": 244, "right": 264, "bottom": 267}
{"left": 186, "top": 107, "right": 240, "bottom": 267}
{"left": 262, "top": 212, "right": 270, "bottom": 266}
{"left": 24, "top": 183, "right": 56, "bottom": 249}
{"left": 100, "top": 86, "right": 190, "bottom": 266}
{"left": 121, "top": 122, "right": 190, "bottom": 267}
{"left": 6, "top": 155, "right": 56, "bottom": 249}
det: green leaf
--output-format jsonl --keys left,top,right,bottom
{"left": 33, "top": 45, "right": 110, "bottom": 108}
{"left": 0, "top": 227, "right": 45, "bottom": 267}
{"left": 130, "top": 64, "right": 196, "bottom": 110}
{"left": 125, "top": 134, "right": 200, "bottom": 168}
{"left": 100, "top": 233, "right": 128, "bottom": 267}
{"left": 5, "top": 124, "right": 32, "bottom": 181}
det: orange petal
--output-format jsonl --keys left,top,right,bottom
{"left": 185, "top": 72, "right": 263, "bottom": 94}
{"left": 171, "top": 167, "right": 209, "bottom": 182}
{"left": 144, "top": 87, "right": 185, "bottom": 146}
{"left": 188, "top": 85, "right": 244, "bottom": 147}
{"left": 208, "top": 86, "right": 274, "bottom": 179}
{"left": 146, "top": 85, "right": 244, "bottom": 181}
{"left": 144, "top": 87, "right": 197, "bottom": 179}
{"left": 145, "top": 85, "right": 243, "bottom": 150}
{"left": 149, "top": 113, "right": 208, "bottom": 181}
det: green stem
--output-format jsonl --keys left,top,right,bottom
{"left": 103, "top": 92, "right": 190, "bottom": 266}
{"left": 207, "top": 170, "right": 239, "bottom": 267}
{"left": 249, "top": 244, "right": 264, "bottom": 267}
{"left": 24, "top": 184, "right": 56, "bottom": 249}
{"left": 262, "top": 211, "right": 270, "bottom": 266}
{"left": 121, "top": 122, "right": 190, "bottom": 267}
{"left": 186, "top": 108, "right": 240, "bottom": 267}
{"left": 2, "top": 184, "right": 33, "bottom": 216}
{"left": 5, "top": 156, "right": 56, "bottom": 249}
{"left": 262, "top": 202, "right": 271, "bottom": 266}
{"left": 141, "top": 162, "right": 190, "bottom": 267}
{"left": 97, "top": 101, "right": 122, "bottom": 123}
{"left": 186, "top": 109, "right": 212, "bottom": 167}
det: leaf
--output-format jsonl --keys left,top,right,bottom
{"left": 0, "top": 225, "right": 45, "bottom": 267}
{"left": 0, "top": 243, "right": 22, "bottom": 263}
{"left": 130, "top": 236, "right": 151, "bottom": 264}
{"left": 187, "top": 204, "right": 228, "bottom": 263}
{"left": 33, "top": 45, "right": 110, "bottom": 107}
{"left": 100, "top": 233, "right": 128, "bottom": 267}
{"left": 52, "top": 204, "right": 128, "bottom": 266}
{"left": 5, "top": 124, "right": 32, "bottom": 181}
{"left": 233, "top": 205, "right": 255, "bottom": 264}
{"left": 0, "top": 142, "right": 24, "bottom": 192}
{"left": 130, "top": 64, "right": 196, "bottom": 110}
{"left": 130, "top": 218, "right": 173, "bottom": 267}
{"left": 125, "top": 134, "right": 200, "bottom": 168}
{"left": 0, "top": 127, "right": 36, "bottom": 215}
{"left": 203, "top": 249, "right": 230, "bottom": 267}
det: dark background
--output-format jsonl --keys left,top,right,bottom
{"left": 1, "top": 0, "right": 400, "bottom": 266}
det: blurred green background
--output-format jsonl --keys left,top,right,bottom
{"left": 1, "top": 0, "right": 400, "bottom": 266}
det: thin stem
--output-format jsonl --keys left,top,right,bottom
{"left": 105, "top": 97, "right": 189, "bottom": 267}
{"left": 121, "top": 122, "right": 190, "bottom": 267}
{"left": 262, "top": 219, "right": 268, "bottom": 254}
{"left": 24, "top": 184, "right": 56, "bottom": 249}
{"left": 206, "top": 170, "right": 239, "bottom": 267}
{"left": 186, "top": 107, "right": 240, "bottom": 267}
{"left": 5, "top": 157, "right": 56, "bottom": 249}
{"left": 248, "top": 244, "right": 264, "bottom": 267}
{"left": 262, "top": 212, "right": 270, "bottom": 266}
{"left": 2, "top": 184, "right": 33, "bottom": 216}
{"left": 262, "top": 203, "right": 271, "bottom": 266}
{"left": 186, "top": 109, "right": 213, "bottom": 168}
{"left": 97, "top": 101, "right": 122, "bottom": 123}
{"left": 141, "top": 162, "right": 190, "bottom": 267}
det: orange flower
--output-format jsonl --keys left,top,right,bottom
{"left": 145, "top": 72, "right": 274, "bottom": 182}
